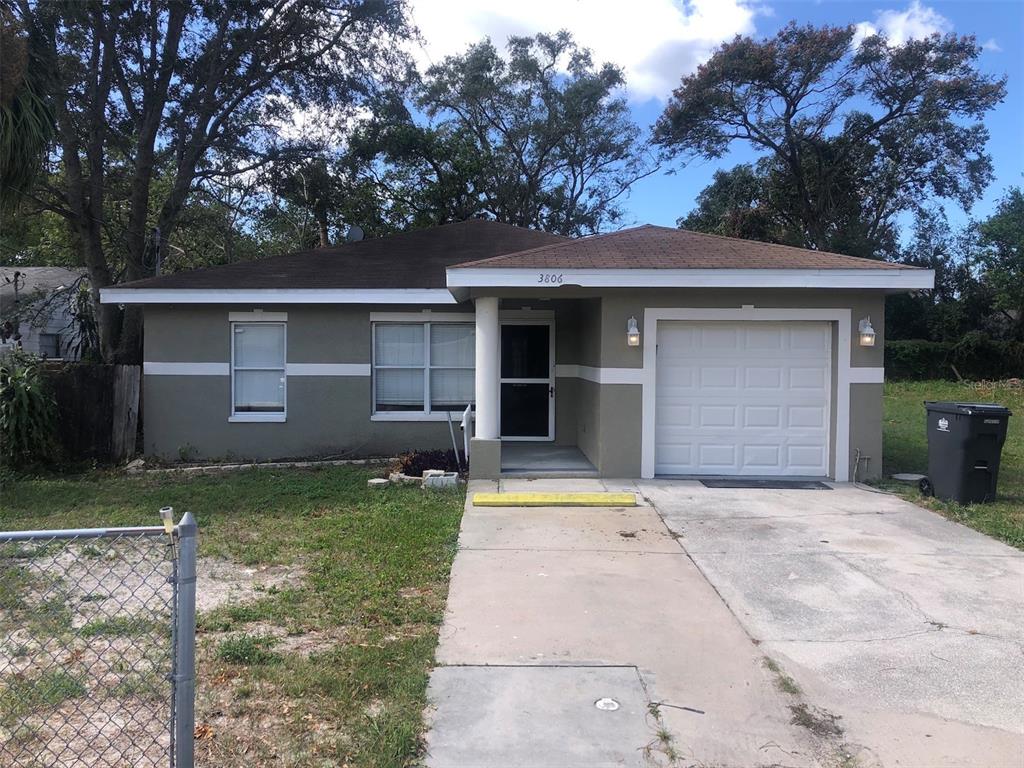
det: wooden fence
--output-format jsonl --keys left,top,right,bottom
{"left": 43, "top": 363, "right": 140, "bottom": 462}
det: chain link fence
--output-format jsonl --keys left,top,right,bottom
{"left": 0, "top": 511, "right": 196, "bottom": 768}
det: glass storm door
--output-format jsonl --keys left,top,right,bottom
{"left": 500, "top": 322, "right": 554, "bottom": 440}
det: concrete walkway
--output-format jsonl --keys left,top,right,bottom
{"left": 425, "top": 479, "right": 822, "bottom": 768}
{"left": 640, "top": 480, "right": 1024, "bottom": 768}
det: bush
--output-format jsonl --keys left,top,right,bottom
{"left": 0, "top": 352, "right": 57, "bottom": 466}
{"left": 394, "top": 449, "right": 465, "bottom": 477}
{"left": 885, "top": 336, "right": 1024, "bottom": 381}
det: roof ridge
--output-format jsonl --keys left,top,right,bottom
{"left": 675, "top": 227, "right": 896, "bottom": 267}
{"left": 451, "top": 224, "right": 653, "bottom": 268}
{"left": 112, "top": 219, "right": 564, "bottom": 290}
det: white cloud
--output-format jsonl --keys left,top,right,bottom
{"left": 407, "top": 0, "right": 762, "bottom": 101}
{"left": 981, "top": 38, "right": 1002, "bottom": 53}
{"left": 853, "top": 1, "right": 952, "bottom": 47}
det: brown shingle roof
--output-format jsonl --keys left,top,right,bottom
{"left": 114, "top": 219, "right": 566, "bottom": 291}
{"left": 453, "top": 225, "right": 910, "bottom": 270}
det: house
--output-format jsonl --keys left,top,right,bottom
{"left": 1, "top": 267, "right": 88, "bottom": 360}
{"left": 100, "top": 220, "right": 934, "bottom": 480}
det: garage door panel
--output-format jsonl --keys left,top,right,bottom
{"left": 744, "top": 406, "right": 781, "bottom": 428}
{"left": 744, "top": 367, "right": 783, "bottom": 389}
{"left": 744, "top": 325, "right": 784, "bottom": 350}
{"left": 699, "top": 367, "right": 738, "bottom": 388}
{"left": 698, "top": 444, "right": 737, "bottom": 469}
{"left": 789, "top": 367, "right": 827, "bottom": 389}
{"left": 699, "top": 405, "right": 737, "bottom": 427}
{"left": 742, "top": 444, "right": 781, "bottom": 470}
{"left": 788, "top": 406, "right": 826, "bottom": 428}
{"left": 790, "top": 325, "right": 830, "bottom": 350}
{"left": 655, "top": 321, "right": 831, "bottom": 477}
{"left": 701, "top": 326, "right": 739, "bottom": 349}
{"left": 787, "top": 444, "right": 827, "bottom": 471}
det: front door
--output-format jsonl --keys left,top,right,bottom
{"left": 500, "top": 322, "right": 554, "bottom": 440}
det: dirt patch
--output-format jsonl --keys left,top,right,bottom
{"left": 203, "top": 621, "right": 352, "bottom": 658}
{"left": 3, "top": 694, "right": 172, "bottom": 767}
{"left": 196, "top": 559, "right": 302, "bottom": 613}
{"left": 790, "top": 702, "right": 844, "bottom": 738}
{"left": 1, "top": 538, "right": 304, "bottom": 767}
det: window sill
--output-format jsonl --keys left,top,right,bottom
{"left": 229, "top": 414, "right": 286, "bottom": 423}
{"left": 371, "top": 412, "right": 474, "bottom": 422}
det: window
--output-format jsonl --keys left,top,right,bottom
{"left": 373, "top": 322, "right": 474, "bottom": 416}
{"left": 38, "top": 333, "right": 61, "bottom": 358}
{"left": 231, "top": 322, "right": 286, "bottom": 421}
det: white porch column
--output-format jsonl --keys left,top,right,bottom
{"left": 474, "top": 296, "right": 500, "bottom": 439}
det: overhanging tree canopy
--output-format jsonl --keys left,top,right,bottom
{"left": 655, "top": 23, "right": 1006, "bottom": 256}
{"left": 14, "top": 0, "right": 411, "bottom": 362}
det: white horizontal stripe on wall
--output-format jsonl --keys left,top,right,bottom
{"left": 286, "top": 363, "right": 370, "bottom": 376}
{"left": 144, "top": 362, "right": 229, "bottom": 376}
{"left": 848, "top": 367, "right": 885, "bottom": 384}
{"left": 144, "top": 362, "right": 370, "bottom": 377}
{"left": 229, "top": 311, "right": 288, "bottom": 321}
{"left": 554, "top": 364, "right": 644, "bottom": 385}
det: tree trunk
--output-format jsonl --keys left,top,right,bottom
{"left": 317, "top": 213, "right": 330, "bottom": 248}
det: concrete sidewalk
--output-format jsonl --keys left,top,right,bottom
{"left": 424, "top": 479, "right": 825, "bottom": 768}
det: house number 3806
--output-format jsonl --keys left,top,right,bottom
{"left": 538, "top": 273, "right": 564, "bottom": 284}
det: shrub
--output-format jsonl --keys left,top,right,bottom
{"left": 885, "top": 337, "right": 1024, "bottom": 381}
{"left": 0, "top": 352, "right": 57, "bottom": 466}
{"left": 394, "top": 449, "right": 465, "bottom": 477}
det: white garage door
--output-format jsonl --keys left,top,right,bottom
{"left": 655, "top": 321, "right": 831, "bottom": 476}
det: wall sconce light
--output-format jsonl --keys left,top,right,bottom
{"left": 858, "top": 316, "right": 876, "bottom": 347}
{"left": 626, "top": 316, "right": 641, "bottom": 347}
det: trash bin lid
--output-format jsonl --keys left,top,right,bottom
{"left": 924, "top": 401, "right": 1013, "bottom": 417}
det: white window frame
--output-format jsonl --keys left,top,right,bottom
{"left": 229, "top": 320, "right": 287, "bottom": 423}
{"left": 371, "top": 320, "right": 475, "bottom": 421}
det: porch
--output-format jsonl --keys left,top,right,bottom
{"left": 500, "top": 443, "right": 597, "bottom": 477}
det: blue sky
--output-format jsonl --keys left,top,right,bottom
{"left": 408, "top": 0, "right": 1023, "bottom": 231}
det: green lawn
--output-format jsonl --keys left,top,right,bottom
{"left": 882, "top": 380, "right": 1023, "bottom": 549}
{"left": 0, "top": 466, "right": 465, "bottom": 767}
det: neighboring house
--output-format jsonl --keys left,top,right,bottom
{"left": 100, "top": 220, "right": 934, "bottom": 480}
{"left": 0, "top": 267, "right": 88, "bottom": 360}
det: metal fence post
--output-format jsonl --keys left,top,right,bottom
{"left": 173, "top": 512, "right": 198, "bottom": 768}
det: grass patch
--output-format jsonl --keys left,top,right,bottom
{"left": 79, "top": 615, "right": 157, "bottom": 638}
{"left": 763, "top": 656, "right": 801, "bottom": 695}
{"left": 0, "top": 465, "right": 465, "bottom": 767}
{"left": 0, "top": 670, "right": 87, "bottom": 726}
{"left": 882, "top": 380, "right": 1023, "bottom": 549}
{"left": 217, "top": 634, "right": 281, "bottom": 666}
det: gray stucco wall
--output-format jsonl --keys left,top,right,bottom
{"left": 144, "top": 288, "right": 888, "bottom": 478}
{"left": 143, "top": 304, "right": 466, "bottom": 460}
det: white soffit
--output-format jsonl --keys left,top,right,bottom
{"left": 445, "top": 267, "right": 935, "bottom": 290}
{"left": 100, "top": 288, "right": 459, "bottom": 305}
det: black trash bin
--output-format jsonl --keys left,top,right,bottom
{"left": 922, "top": 401, "right": 1013, "bottom": 504}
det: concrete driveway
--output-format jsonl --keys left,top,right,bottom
{"left": 424, "top": 479, "right": 1024, "bottom": 767}
{"left": 640, "top": 480, "right": 1024, "bottom": 768}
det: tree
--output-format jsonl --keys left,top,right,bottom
{"left": 655, "top": 23, "right": 1006, "bottom": 255}
{"left": 0, "top": 8, "right": 53, "bottom": 212}
{"left": 885, "top": 209, "right": 993, "bottom": 341}
{"left": 679, "top": 155, "right": 902, "bottom": 259}
{"left": 679, "top": 162, "right": 806, "bottom": 246}
{"left": 260, "top": 154, "right": 392, "bottom": 250}
{"left": 13, "top": 0, "right": 410, "bottom": 362}
{"left": 978, "top": 187, "right": 1024, "bottom": 340}
{"left": 355, "top": 32, "right": 655, "bottom": 236}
